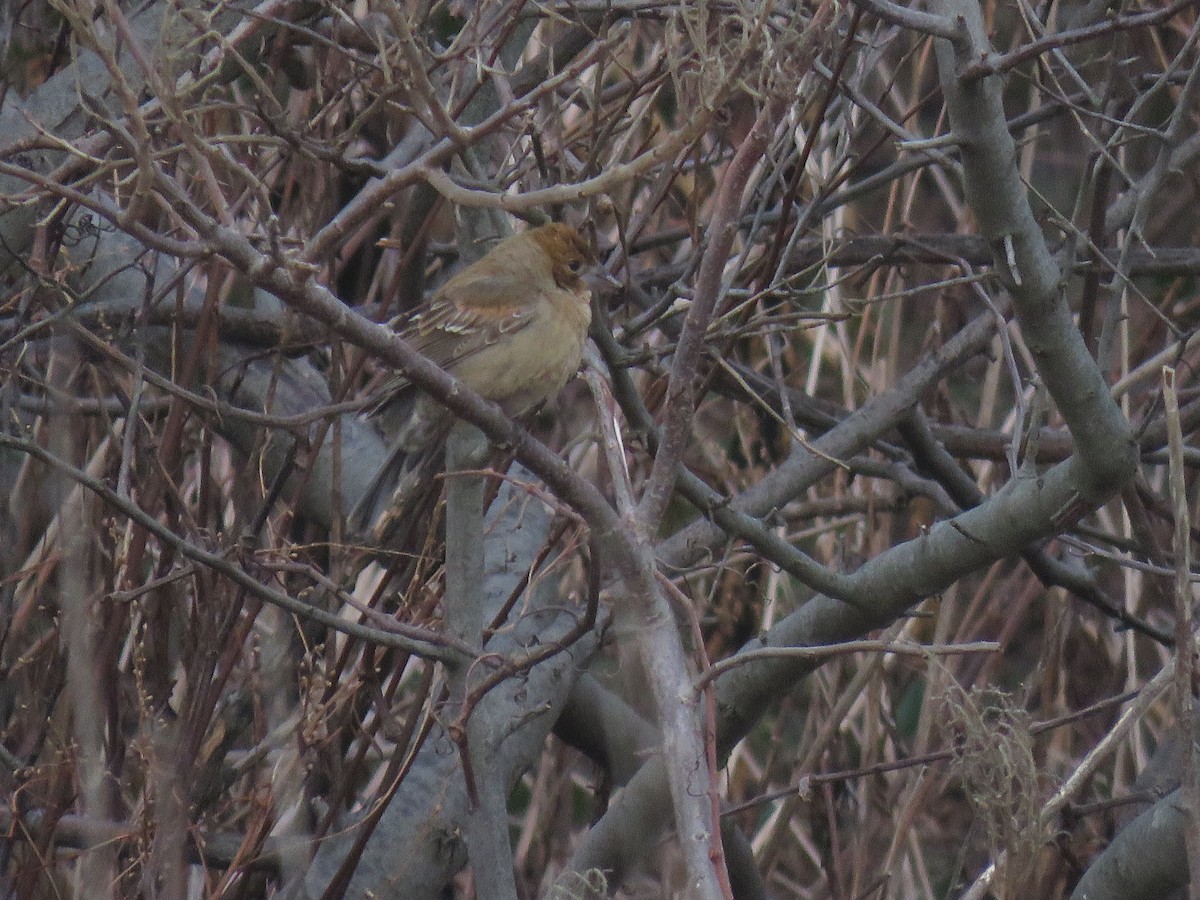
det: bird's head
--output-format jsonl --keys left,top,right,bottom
{"left": 530, "top": 223, "right": 594, "bottom": 292}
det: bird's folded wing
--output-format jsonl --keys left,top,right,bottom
{"left": 370, "top": 289, "right": 539, "bottom": 401}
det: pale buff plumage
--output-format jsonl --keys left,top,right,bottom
{"left": 353, "top": 223, "right": 594, "bottom": 538}
{"left": 376, "top": 223, "right": 593, "bottom": 415}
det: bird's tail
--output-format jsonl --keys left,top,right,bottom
{"left": 348, "top": 392, "right": 452, "bottom": 547}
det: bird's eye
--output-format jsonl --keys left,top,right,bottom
{"left": 568, "top": 258, "right": 583, "bottom": 273}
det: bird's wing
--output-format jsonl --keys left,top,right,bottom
{"left": 403, "top": 282, "right": 537, "bottom": 370}
{"left": 365, "top": 284, "right": 540, "bottom": 412}
{"left": 435, "top": 263, "right": 535, "bottom": 310}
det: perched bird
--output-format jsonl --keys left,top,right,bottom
{"left": 352, "top": 222, "right": 595, "bottom": 539}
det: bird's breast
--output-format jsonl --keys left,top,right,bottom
{"left": 454, "top": 288, "right": 590, "bottom": 415}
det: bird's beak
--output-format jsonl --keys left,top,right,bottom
{"left": 585, "top": 266, "right": 624, "bottom": 298}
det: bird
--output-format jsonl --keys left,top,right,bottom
{"left": 351, "top": 222, "right": 595, "bottom": 541}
